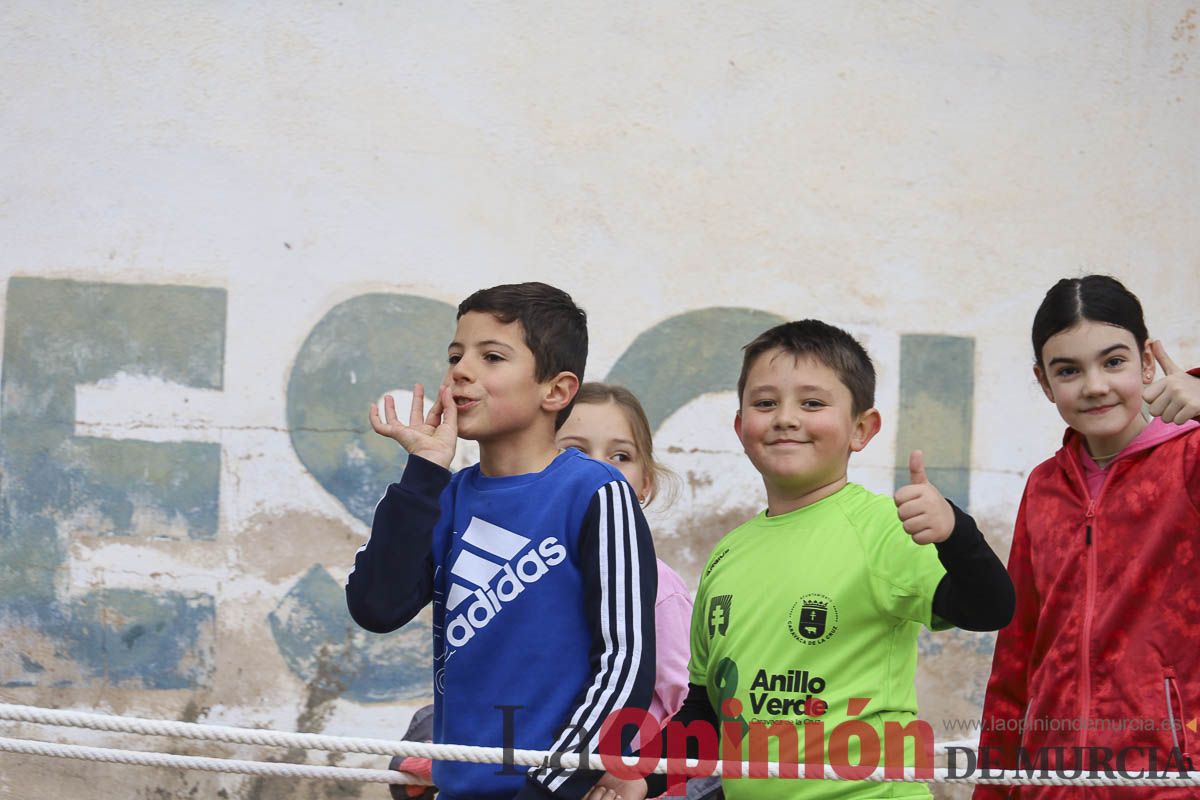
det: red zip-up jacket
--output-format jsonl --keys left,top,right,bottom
{"left": 974, "top": 408, "right": 1200, "bottom": 799}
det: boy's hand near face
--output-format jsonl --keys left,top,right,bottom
{"left": 369, "top": 383, "right": 458, "bottom": 469}
{"left": 893, "top": 450, "right": 955, "bottom": 545}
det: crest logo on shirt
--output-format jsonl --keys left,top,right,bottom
{"left": 788, "top": 593, "right": 839, "bottom": 645}
{"left": 708, "top": 594, "right": 732, "bottom": 637}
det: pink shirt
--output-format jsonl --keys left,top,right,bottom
{"left": 648, "top": 559, "right": 693, "bottom": 726}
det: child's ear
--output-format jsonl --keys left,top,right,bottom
{"left": 733, "top": 409, "right": 744, "bottom": 446}
{"left": 638, "top": 474, "right": 654, "bottom": 505}
{"left": 849, "top": 408, "right": 881, "bottom": 453}
{"left": 1141, "top": 339, "right": 1156, "bottom": 384}
{"left": 1033, "top": 364, "right": 1055, "bottom": 403}
{"left": 542, "top": 371, "right": 580, "bottom": 415}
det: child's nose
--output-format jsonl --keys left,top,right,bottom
{"left": 448, "top": 357, "right": 473, "bottom": 383}
{"left": 1082, "top": 369, "right": 1107, "bottom": 396}
{"left": 773, "top": 405, "right": 801, "bottom": 428}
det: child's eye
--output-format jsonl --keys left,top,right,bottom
{"left": 611, "top": 452, "right": 631, "bottom": 463}
{"left": 483, "top": 352, "right": 505, "bottom": 363}
{"left": 1054, "top": 366, "right": 1077, "bottom": 378}
{"left": 801, "top": 400, "right": 826, "bottom": 410}
{"left": 1104, "top": 356, "right": 1126, "bottom": 368}
{"left": 448, "top": 354, "right": 462, "bottom": 365}
{"left": 752, "top": 399, "right": 777, "bottom": 409}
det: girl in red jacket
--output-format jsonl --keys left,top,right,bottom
{"left": 974, "top": 275, "right": 1200, "bottom": 799}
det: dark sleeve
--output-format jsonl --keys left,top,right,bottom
{"left": 344, "top": 455, "right": 450, "bottom": 634}
{"left": 644, "top": 683, "right": 719, "bottom": 798}
{"left": 931, "top": 501, "right": 1016, "bottom": 631}
{"left": 518, "top": 480, "right": 659, "bottom": 800}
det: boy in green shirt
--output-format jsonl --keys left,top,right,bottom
{"left": 641, "top": 320, "right": 1013, "bottom": 800}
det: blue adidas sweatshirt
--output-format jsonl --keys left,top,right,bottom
{"left": 346, "top": 449, "right": 658, "bottom": 800}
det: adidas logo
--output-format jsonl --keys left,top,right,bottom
{"left": 444, "top": 516, "right": 567, "bottom": 648}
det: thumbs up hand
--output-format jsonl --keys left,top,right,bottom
{"left": 1142, "top": 340, "right": 1200, "bottom": 425}
{"left": 893, "top": 450, "right": 956, "bottom": 545}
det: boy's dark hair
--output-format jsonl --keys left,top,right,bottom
{"left": 1031, "top": 275, "right": 1147, "bottom": 368}
{"left": 737, "top": 320, "right": 876, "bottom": 416}
{"left": 457, "top": 282, "right": 588, "bottom": 428}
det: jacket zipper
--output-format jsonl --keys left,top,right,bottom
{"left": 1165, "top": 673, "right": 1194, "bottom": 769}
{"left": 1080, "top": 499, "right": 1097, "bottom": 749}
{"left": 1074, "top": 455, "right": 1125, "bottom": 751}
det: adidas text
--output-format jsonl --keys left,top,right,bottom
{"left": 446, "top": 538, "right": 567, "bottom": 647}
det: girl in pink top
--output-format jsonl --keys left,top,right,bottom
{"left": 557, "top": 383, "right": 694, "bottom": 729}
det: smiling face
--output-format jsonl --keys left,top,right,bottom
{"left": 556, "top": 400, "right": 652, "bottom": 501}
{"left": 1035, "top": 320, "right": 1155, "bottom": 459}
{"left": 445, "top": 311, "right": 552, "bottom": 445}
{"left": 735, "top": 348, "right": 878, "bottom": 510}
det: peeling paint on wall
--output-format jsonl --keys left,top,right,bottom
{"left": 270, "top": 565, "right": 433, "bottom": 703}
{"left": 606, "top": 307, "right": 787, "bottom": 428}
{"left": 287, "top": 293, "right": 455, "bottom": 525}
{"left": 1, "top": 277, "right": 224, "bottom": 689}
{"left": 895, "top": 335, "right": 975, "bottom": 508}
{"left": 0, "top": 280, "right": 987, "bottom": 703}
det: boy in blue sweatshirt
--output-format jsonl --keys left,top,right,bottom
{"left": 346, "top": 282, "right": 657, "bottom": 800}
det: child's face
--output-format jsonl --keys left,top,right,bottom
{"left": 445, "top": 311, "right": 549, "bottom": 443}
{"left": 556, "top": 401, "right": 652, "bottom": 501}
{"left": 1035, "top": 320, "right": 1154, "bottom": 456}
{"left": 735, "top": 349, "right": 873, "bottom": 497}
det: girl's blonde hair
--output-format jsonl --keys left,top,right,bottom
{"left": 574, "top": 382, "right": 676, "bottom": 507}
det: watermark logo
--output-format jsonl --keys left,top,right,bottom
{"left": 944, "top": 744, "right": 1195, "bottom": 782}
{"left": 495, "top": 703, "right": 1197, "bottom": 793}
{"left": 594, "top": 697, "right": 934, "bottom": 794}
{"left": 944, "top": 715, "right": 1197, "bottom": 736}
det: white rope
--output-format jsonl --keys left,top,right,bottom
{"left": 0, "top": 702, "right": 554, "bottom": 768}
{"left": 0, "top": 703, "right": 978, "bottom": 769}
{"left": 2, "top": 703, "right": 1198, "bottom": 787}
{"left": 0, "top": 735, "right": 421, "bottom": 784}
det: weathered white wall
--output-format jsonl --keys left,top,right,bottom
{"left": 1, "top": 3, "right": 1198, "bottom": 798}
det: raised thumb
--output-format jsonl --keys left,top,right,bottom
{"left": 908, "top": 450, "right": 929, "bottom": 484}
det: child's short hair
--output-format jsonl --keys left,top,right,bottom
{"left": 1031, "top": 275, "right": 1148, "bottom": 368}
{"left": 574, "top": 382, "right": 675, "bottom": 507}
{"left": 737, "top": 320, "right": 876, "bottom": 416}
{"left": 458, "top": 282, "right": 588, "bottom": 427}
